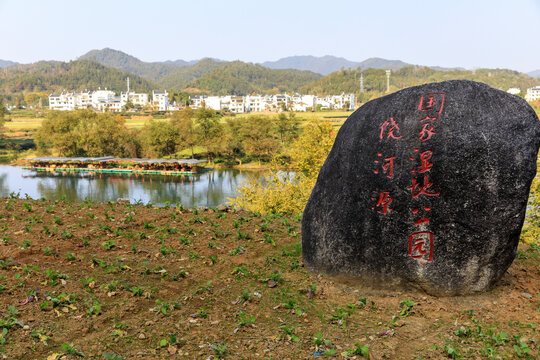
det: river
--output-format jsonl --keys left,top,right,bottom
{"left": 0, "top": 165, "right": 265, "bottom": 207}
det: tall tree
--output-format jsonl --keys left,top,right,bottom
{"left": 0, "top": 96, "right": 7, "bottom": 137}
{"left": 274, "top": 113, "right": 300, "bottom": 144}
{"left": 139, "top": 120, "right": 178, "bottom": 158}
{"left": 223, "top": 117, "right": 246, "bottom": 164}
{"left": 241, "top": 116, "right": 280, "bottom": 165}
{"left": 194, "top": 106, "right": 223, "bottom": 163}
{"left": 171, "top": 108, "right": 197, "bottom": 158}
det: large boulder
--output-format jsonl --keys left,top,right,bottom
{"left": 302, "top": 80, "right": 540, "bottom": 296}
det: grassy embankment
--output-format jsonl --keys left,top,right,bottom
{"left": 0, "top": 198, "right": 537, "bottom": 359}
{"left": 0, "top": 109, "right": 352, "bottom": 165}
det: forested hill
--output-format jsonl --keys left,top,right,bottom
{"left": 78, "top": 48, "right": 181, "bottom": 81}
{"left": 300, "top": 66, "right": 538, "bottom": 97}
{"left": 0, "top": 60, "right": 157, "bottom": 95}
{"left": 159, "top": 58, "right": 227, "bottom": 90}
{"left": 185, "top": 61, "right": 321, "bottom": 95}
{"left": 78, "top": 49, "right": 226, "bottom": 89}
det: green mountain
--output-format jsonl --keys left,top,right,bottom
{"left": 300, "top": 66, "right": 537, "bottom": 97}
{"left": 0, "top": 60, "right": 157, "bottom": 95}
{"left": 159, "top": 58, "right": 226, "bottom": 89}
{"left": 185, "top": 61, "right": 321, "bottom": 95}
{"left": 78, "top": 48, "right": 226, "bottom": 89}
{"left": 78, "top": 48, "right": 180, "bottom": 81}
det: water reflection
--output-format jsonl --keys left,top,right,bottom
{"left": 0, "top": 165, "right": 264, "bottom": 207}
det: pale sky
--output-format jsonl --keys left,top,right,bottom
{"left": 1, "top": 0, "right": 539, "bottom": 72}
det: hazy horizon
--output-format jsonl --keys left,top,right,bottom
{"left": 1, "top": 0, "right": 539, "bottom": 73}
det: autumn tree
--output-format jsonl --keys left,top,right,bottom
{"left": 229, "top": 119, "right": 336, "bottom": 215}
{"left": 521, "top": 155, "right": 540, "bottom": 243}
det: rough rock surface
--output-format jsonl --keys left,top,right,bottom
{"left": 302, "top": 80, "right": 540, "bottom": 295}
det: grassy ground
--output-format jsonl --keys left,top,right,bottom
{"left": 0, "top": 198, "right": 537, "bottom": 359}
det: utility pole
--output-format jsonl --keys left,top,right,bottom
{"left": 385, "top": 70, "right": 391, "bottom": 93}
{"left": 360, "top": 73, "right": 364, "bottom": 94}
{"left": 127, "top": 77, "right": 130, "bottom": 93}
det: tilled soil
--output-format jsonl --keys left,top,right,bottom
{"left": 0, "top": 198, "right": 538, "bottom": 359}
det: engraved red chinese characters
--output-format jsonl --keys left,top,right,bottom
{"left": 379, "top": 117, "right": 402, "bottom": 139}
{"left": 371, "top": 191, "right": 393, "bottom": 214}
{"left": 373, "top": 153, "right": 396, "bottom": 179}
{"left": 408, "top": 231, "right": 434, "bottom": 262}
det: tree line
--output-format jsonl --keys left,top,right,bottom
{"left": 34, "top": 108, "right": 301, "bottom": 165}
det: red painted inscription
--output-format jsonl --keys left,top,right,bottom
{"left": 408, "top": 231, "right": 434, "bottom": 262}
{"left": 373, "top": 154, "right": 396, "bottom": 178}
{"left": 371, "top": 191, "right": 393, "bottom": 214}
{"left": 408, "top": 174, "right": 440, "bottom": 198}
{"left": 417, "top": 93, "right": 445, "bottom": 114}
{"left": 379, "top": 117, "right": 402, "bottom": 140}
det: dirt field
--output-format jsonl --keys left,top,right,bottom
{"left": 0, "top": 198, "right": 538, "bottom": 359}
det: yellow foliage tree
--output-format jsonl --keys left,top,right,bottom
{"left": 228, "top": 120, "right": 336, "bottom": 215}
{"left": 521, "top": 155, "right": 540, "bottom": 244}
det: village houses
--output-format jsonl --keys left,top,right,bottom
{"left": 48, "top": 78, "right": 355, "bottom": 113}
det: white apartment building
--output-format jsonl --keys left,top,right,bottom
{"left": 121, "top": 91, "right": 149, "bottom": 107}
{"left": 152, "top": 90, "right": 169, "bottom": 111}
{"left": 525, "top": 86, "right": 540, "bottom": 102}
{"left": 244, "top": 95, "right": 272, "bottom": 112}
{"left": 316, "top": 94, "right": 355, "bottom": 110}
{"left": 291, "top": 95, "right": 316, "bottom": 112}
{"left": 49, "top": 93, "right": 72, "bottom": 111}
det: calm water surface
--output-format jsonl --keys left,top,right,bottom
{"left": 0, "top": 165, "right": 265, "bottom": 207}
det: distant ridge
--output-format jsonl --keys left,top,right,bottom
{"left": 528, "top": 69, "right": 540, "bottom": 78}
{"left": 261, "top": 55, "right": 466, "bottom": 75}
{"left": 0, "top": 59, "right": 18, "bottom": 68}
{"left": 261, "top": 55, "right": 363, "bottom": 75}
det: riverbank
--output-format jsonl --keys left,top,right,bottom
{"left": 0, "top": 198, "right": 538, "bottom": 359}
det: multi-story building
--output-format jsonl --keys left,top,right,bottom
{"left": 244, "top": 95, "right": 271, "bottom": 112}
{"left": 525, "top": 86, "right": 540, "bottom": 102}
{"left": 121, "top": 92, "right": 149, "bottom": 107}
{"left": 152, "top": 90, "right": 169, "bottom": 111}
{"left": 218, "top": 96, "right": 245, "bottom": 113}
{"left": 291, "top": 95, "right": 316, "bottom": 112}
{"left": 48, "top": 93, "right": 71, "bottom": 111}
